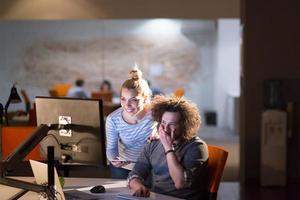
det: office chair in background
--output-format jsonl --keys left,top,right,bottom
{"left": 20, "top": 89, "right": 31, "bottom": 113}
{"left": 91, "top": 91, "right": 113, "bottom": 102}
{"left": 49, "top": 83, "right": 71, "bottom": 97}
{"left": 173, "top": 88, "right": 185, "bottom": 98}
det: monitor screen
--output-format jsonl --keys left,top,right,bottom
{"left": 35, "top": 96, "right": 106, "bottom": 166}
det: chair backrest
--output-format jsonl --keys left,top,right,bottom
{"left": 20, "top": 89, "right": 31, "bottom": 113}
{"left": 1, "top": 126, "right": 43, "bottom": 161}
{"left": 91, "top": 91, "right": 113, "bottom": 102}
{"left": 103, "top": 102, "right": 121, "bottom": 117}
{"left": 28, "top": 105, "right": 37, "bottom": 126}
{"left": 173, "top": 88, "right": 185, "bottom": 97}
{"left": 206, "top": 145, "right": 228, "bottom": 200}
{"left": 51, "top": 83, "right": 72, "bottom": 97}
{"left": 48, "top": 89, "right": 59, "bottom": 97}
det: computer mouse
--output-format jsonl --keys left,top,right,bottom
{"left": 90, "top": 185, "right": 106, "bottom": 193}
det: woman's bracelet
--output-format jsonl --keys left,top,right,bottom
{"left": 165, "top": 149, "right": 175, "bottom": 155}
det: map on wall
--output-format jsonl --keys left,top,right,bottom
{"left": 21, "top": 32, "right": 200, "bottom": 93}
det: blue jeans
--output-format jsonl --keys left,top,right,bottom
{"left": 109, "top": 164, "right": 131, "bottom": 179}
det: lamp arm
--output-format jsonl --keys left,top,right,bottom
{"left": 4, "top": 124, "right": 51, "bottom": 172}
{"left": 0, "top": 123, "right": 97, "bottom": 199}
{"left": 0, "top": 160, "right": 56, "bottom": 200}
{"left": 0, "top": 124, "right": 58, "bottom": 200}
{"left": 2, "top": 123, "right": 95, "bottom": 172}
{"left": 0, "top": 177, "right": 50, "bottom": 197}
{"left": 4, "top": 98, "right": 11, "bottom": 110}
{"left": 0, "top": 103, "right": 3, "bottom": 124}
{"left": 4, "top": 98, "right": 11, "bottom": 126}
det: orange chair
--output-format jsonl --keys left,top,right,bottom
{"left": 50, "top": 83, "right": 71, "bottom": 97}
{"left": 20, "top": 89, "right": 31, "bottom": 113}
{"left": 103, "top": 102, "right": 121, "bottom": 117}
{"left": 1, "top": 126, "right": 43, "bottom": 161}
{"left": 173, "top": 88, "right": 185, "bottom": 97}
{"left": 206, "top": 145, "right": 228, "bottom": 200}
{"left": 48, "top": 89, "right": 59, "bottom": 97}
{"left": 28, "top": 107, "right": 37, "bottom": 126}
{"left": 91, "top": 91, "right": 113, "bottom": 102}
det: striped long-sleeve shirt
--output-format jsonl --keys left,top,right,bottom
{"left": 105, "top": 107, "right": 156, "bottom": 170}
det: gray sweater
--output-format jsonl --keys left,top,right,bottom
{"left": 128, "top": 137, "right": 208, "bottom": 200}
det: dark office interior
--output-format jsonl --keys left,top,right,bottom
{"left": 1, "top": 0, "right": 300, "bottom": 199}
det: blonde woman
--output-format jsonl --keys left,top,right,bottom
{"left": 106, "top": 67, "right": 156, "bottom": 179}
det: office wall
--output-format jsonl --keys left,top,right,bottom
{"left": 0, "top": 20, "right": 240, "bottom": 130}
{"left": 0, "top": 20, "right": 215, "bottom": 113}
{"left": 215, "top": 19, "right": 241, "bottom": 129}
{"left": 0, "top": 20, "right": 215, "bottom": 93}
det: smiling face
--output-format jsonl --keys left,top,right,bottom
{"left": 159, "top": 111, "right": 182, "bottom": 141}
{"left": 120, "top": 87, "right": 146, "bottom": 116}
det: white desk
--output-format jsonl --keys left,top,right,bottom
{"left": 1, "top": 177, "right": 183, "bottom": 200}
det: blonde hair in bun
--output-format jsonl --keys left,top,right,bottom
{"left": 129, "top": 66, "right": 143, "bottom": 81}
{"left": 121, "top": 64, "right": 151, "bottom": 102}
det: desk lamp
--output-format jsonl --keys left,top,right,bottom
{"left": 4, "top": 84, "right": 22, "bottom": 125}
{"left": 0, "top": 125, "right": 57, "bottom": 199}
{"left": 0, "top": 123, "right": 93, "bottom": 199}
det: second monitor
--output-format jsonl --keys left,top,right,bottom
{"left": 35, "top": 96, "right": 106, "bottom": 166}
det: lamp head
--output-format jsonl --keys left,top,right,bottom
{"left": 4, "top": 84, "right": 22, "bottom": 125}
{"left": 8, "top": 85, "right": 22, "bottom": 104}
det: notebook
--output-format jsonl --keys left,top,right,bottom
{"left": 30, "top": 160, "right": 98, "bottom": 200}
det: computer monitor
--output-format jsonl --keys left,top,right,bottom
{"left": 35, "top": 96, "right": 106, "bottom": 166}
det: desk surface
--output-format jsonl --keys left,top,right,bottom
{"left": 1, "top": 177, "right": 183, "bottom": 200}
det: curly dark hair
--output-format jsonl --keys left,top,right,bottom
{"left": 151, "top": 95, "right": 201, "bottom": 139}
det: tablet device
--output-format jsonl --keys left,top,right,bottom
{"left": 111, "top": 157, "right": 136, "bottom": 163}
{"left": 111, "top": 159, "right": 136, "bottom": 163}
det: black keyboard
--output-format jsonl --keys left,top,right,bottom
{"left": 64, "top": 190, "right": 100, "bottom": 200}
